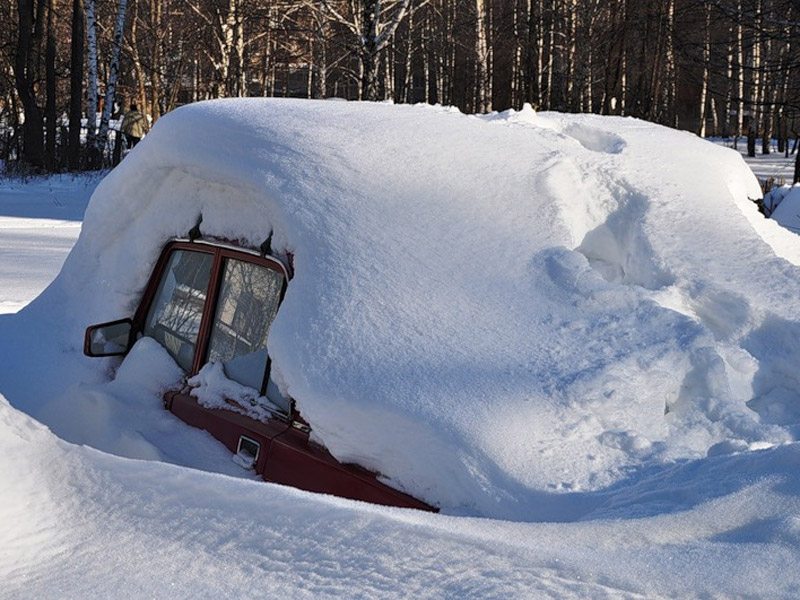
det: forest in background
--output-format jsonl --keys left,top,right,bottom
{"left": 2, "top": 0, "right": 800, "bottom": 172}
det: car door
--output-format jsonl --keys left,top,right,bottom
{"left": 140, "top": 241, "right": 291, "bottom": 471}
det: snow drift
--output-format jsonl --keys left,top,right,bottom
{"left": 3, "top": 388, "right": 800, "bottom": 598}
{"left": 15, "top": 99, "right": 800, "bottom": 518}
{"left": 765, "top": 182, "right": 800, "bottom": 232}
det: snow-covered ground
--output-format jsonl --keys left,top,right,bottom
{"left": 0, "top": 174, "right": 99, "bottom": 314}
{"left": 2, "top": 104, "right": 800, "bottom": 597}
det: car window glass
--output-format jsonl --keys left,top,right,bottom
{"left": 143, "top": 250, "right": 213, "bottom": 372}
{"left": 207, "top": 258, "right": 286, "bottom": 410}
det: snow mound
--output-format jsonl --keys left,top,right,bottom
{"left": 3, "top": 388, "right": 800, "bottom": 598}
{"left": 16, "top": 99, "right": 800, "bottom": 518}
{"left": 768, "top": 183, "right": 800, "bottom": 229}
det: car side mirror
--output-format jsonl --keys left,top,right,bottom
{"left": 84, "top": 318, "right": 134, "bottom": 357}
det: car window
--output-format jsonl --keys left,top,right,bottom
{"left": 143, "top": 249, "right": 213, "bottom": 371}
{"left": 207, "top": 258, "right": 284, "bottom": 406}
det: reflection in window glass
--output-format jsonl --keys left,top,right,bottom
{"left": 143, "top": 250, "right": 213, "bottom": 372}
{"left": 207, "top": 259, "right": 284, "bottom": 408}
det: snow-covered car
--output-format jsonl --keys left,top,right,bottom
{"left": 85, "top": 238, "right": 433, "bottom": 510}
{"left": 63, "top": 97, "right": 800, "bottom": 520}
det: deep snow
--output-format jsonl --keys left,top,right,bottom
{"left": 3, "top": 392, "right": 800, "bottom": 598}
{"left": 2, "top": 100, "right": 800, "bottom": 597}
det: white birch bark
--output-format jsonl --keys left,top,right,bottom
{"left": 236, "top": 1, "right": 246, "bottom": 96}
{"left": 536, "top": 0, "right": 543, "bottom": 106}
{"left": 736, "top": 0, "right": 744, "bottom": 148}
{"left": 128, "top": 0, "right": 148, "bottom": 113}
{"left": 220, "top": 0, "right": 236, "bottom": 96}
{"left": 724, "top": 40, "right": 732, "bottom": 138}
{"left": 545, "top": 0, "right": 555, "bottom": 109}
{"left": 85, "top": 0, "right": 98, "bottom": 149}
{"left": 475, "top": 0, "right": 491, "bottom": 112}
{"left": 312, "top": 10, "right": 328, "bottom": 99}
{"left": 620, "top": 49, "right": 626, "bottom": 115}
{"left": 403, "top": 8, "right": 414, "bottom": 102}
{"left": 751, "top": 0, "right": 763, "bottom": 142}
{"left": 150, "top": 0, "right": 162, "bottom": 119}
{"left": 511, "top": 0, "right": 523, "bottom": 106}
{"left": 309, "top": 0, "right": 427, "bottom": 101}
{"left": 584, "top": 2, "right": 596, "bottom": 113}
{"left": 422, "top": 9, "right": 430, "bottom": 102}
{"left": 698, "top": 2, "right": 711, "bottom": 137}
{"left": 567, "top": 0, "right": 576, "bottom": 108}
{"left": 96, "top": 0, "right": 129, "bottom": 157}
{"left": 665, "top": 0, "right": 676, "bottom": 126}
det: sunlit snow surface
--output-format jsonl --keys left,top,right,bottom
{"left": 2, "top": 100, "right": 800, "bottom": 596}
{"left": 0, "top": 174, "right": 98, "bottom": 314}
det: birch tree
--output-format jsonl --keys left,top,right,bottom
{"left": 85, "top": 0, "right": 99, "bottom": 155}
{"left": 474, "top": 0, "right": 491, "bottom": 111}
{"left": 698, "top": 1, "right": 711, "bottom": 137}
{"left": 308, "top": 0, "right": 429, "bottom": 100}
{"left": 96, "top": 0, "right": 130, "bottom": 154}
{"left": 84, "top": 0, "right": 129, "bottom": 165}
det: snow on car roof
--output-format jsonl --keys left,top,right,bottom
{"left": 34, "top": 98, "right": 800, "bottom": 518}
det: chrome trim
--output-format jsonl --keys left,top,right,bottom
{"left": 292, "top": 420, "right": 311, "bottom": 434}
{"left": 171, "top": 237, "right": 290, "bottom": 279}
{"left": 234, "top": 435, "right": 261, "bottom": 469}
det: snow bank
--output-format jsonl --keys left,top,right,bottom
{"left": 17, "top": 99, "right": 800, "bottom": 518}
{"left": 3, "top": 389, "right": 800, "bottom": 598}
{"left": 766, "top": 183, "right": 800, "bottom": 231}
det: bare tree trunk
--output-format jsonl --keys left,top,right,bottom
{"left": 794, "top": 144, "right": 800, "bottom": 184}
{"left": 68, "top": 0, "right": 84, "bottom": 170}
{"left": 751, "top": 0, "right": 763, "bottom": 153}
{"left": 45, "top": 0, "right": 56, "bottom": 170}
{"left": 475, "top": 0, "right": 491, "bottom": 112}
{"left": 384, "top": 44, "right": 393, "bottom": 100}
{"left": 85, "top": 0, "right": 99, "bottom": 157}
{"left": 403, "top": 9, "right": 414, "bottom": 102}
{"left": 779, "top": 43, "right": 791, "bottom": 156}
{"left": 95, "top": 0, "right": 130, "bottom": 163}
{"left": 566, "top": 0, "right": 577, "bottom": 110}
{"left": 584, "top": 2, "right": 597, "bottom": 113}
{"left": 620, "top": 45, "right": 627, "bottom": 115}
{"left": 15, "top": 0, "right": 45, "bottom": 168}
{"left": 236, "top": 1, "right": 246, "bottom": 96}
{"left": 511, "top": 0, "right": 523, "bottom": 107}
{"left": 711, "top": 98, "right": 720, "bottom": 137}
{"left": 761, "top": 27, "right": 773, "bottom": 155}
{"left": 150, "top": 0, "right": 162, "bottom": 116}
{"left": 698, "top": 2, "right": 711, "bottom": 137}
{"left": 735, "top": 0, "right": 744, "bottom": 149}
{"left": 724, "top": 28, "right": 733, "bottom": 138}
{"left": 762, "top": 88, "right": 774, "bottom": 155}
{"left": 128, "top": 0, "right": 148, "bottom": 114}
{"left": 324, "top": 0, "right": 417, "bottom": 102}
{"left": 665, "top": 0, "right": 676, "bottom": 126}
{"left": 312, "top": 12, "right": 328, "bottom": 98}
{"left": 545, "top": 0, "right": 555, "bottom": 109}
{"left": 619, "top": 0, "right": 630, "bottom": 115}
{"left": 533, "top": 0, "right": 544, "bottom": 106}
